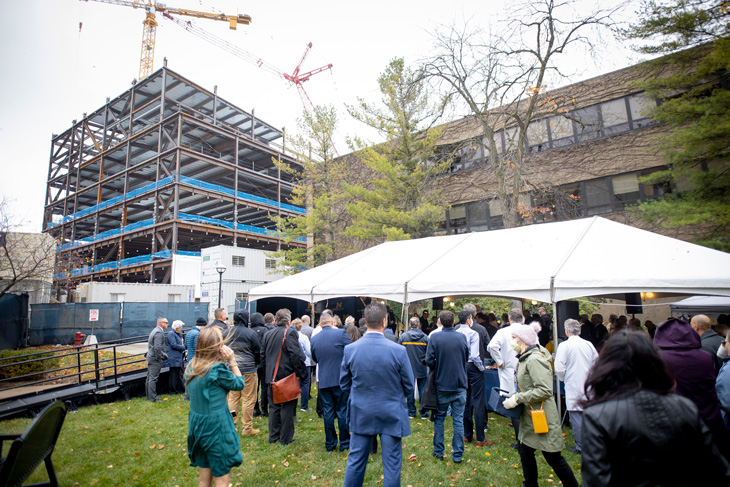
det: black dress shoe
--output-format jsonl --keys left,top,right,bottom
{"left": 432, "top": 452, "right": 445, "bottom": 460}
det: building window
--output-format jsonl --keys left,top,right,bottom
{"left": 612, "top": 173, "right": 640, "bottom": 209}
{"left": 265, "top": 258, "right": 277, "bottom": 270}
{"left": 584, "top": 179, "right": 613, "bottom": 215}
{"left": 488, "top": 199, "right": 504, "bottom": 229}
{"left": 503, "top": 126, "right": 521, "bottom": 153}
{"left": 232, "top": 255, "right": 245, "bottom": 266}
{"left": 449, "top": 205, "right": 467, "bottom": 229}
{"left": 602, "top": 98, "right": 630, "bottom": 135}
{"left": 548, "top": 115, "right": 574, "bottom": 148}
{"left": 532, "top": 189, "right": 558, "bottom": 223}
{"left": 629, "top": 93, "right": 656, "bottom": 129}
{"left": 168, "top": 294, "right": 180, "bottom": 303}
{"left": 574, "top": 105, "right": 602, "bottom": 142}
{"left": 527, "top": 120, "right": 550, "bottom": 153}
{"left": 203, "top": 255, "right": 210, "bottom": 261}
{"left": 557, "top": 183, "right": 583, "bottom": 220}
{"left": 467, "top": 201, "right": 488, "bottom": 228}
{"left": 640, "top": 168, "right": 672, "bottom": 199}
{"left": 110, "top": 293, "right": 125, "bottom": 302}
{"left": 235, "top": 292, "right": 247, "bottom": 302}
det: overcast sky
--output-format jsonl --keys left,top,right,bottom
{"left": 0, "top": 0, "right": 643, "bottom": 232}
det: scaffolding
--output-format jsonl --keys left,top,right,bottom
{"left": 43, "top": 62, "right": 305, "bottom": 293}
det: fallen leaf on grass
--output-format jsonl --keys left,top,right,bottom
{"left": 106, "top": 465, "right": 113, "bottom": 469}
{"left": 282, "top": 460, "right": 290, "bottom": 467}
{"left": 157, "top": 445, "right": 165, "bottom": 450}
{"left": 484, "top": 452, "right": 491, "bottom": 456}
{"left": 149, "top": 444, "right": 156, "bottom": 449}
{"left": 311, "top": 475, "right": 317, "bottom": 480}
{"left": 408, "top": 454, "right": 417, "bottom": 461}
{"left": 134, "top": 452, "right": 140, "bottom": 456}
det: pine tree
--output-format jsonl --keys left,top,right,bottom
{"left": 344, "top": 58, "right": 450, "bottom": 244}
{"left": 270, "top": 106, "right": 351, "bottom": 272}
{"left": 624, "top": 0, "right": 730, "bottom": 250}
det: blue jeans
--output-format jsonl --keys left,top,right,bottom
{"left": 299, "top": 367, "right": 311, "bottom": 410}
{"left": 569, "top": 410, "right": 583, "bottom": 451}
{"left": 319, "top": 386, "right": 350, "bottom": 451}
{"left": 406, "top": 377, "right": 427, "bottom": 417}
{"left": 433, "top": 388, "right": 466, "bottom": 461}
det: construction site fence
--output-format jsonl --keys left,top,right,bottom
{"left": 28, "top": 302, "right": 209, "bottom": 347}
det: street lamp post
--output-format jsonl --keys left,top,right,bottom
{"left": 216, "top": 263, "right": 226, "bottom": 309}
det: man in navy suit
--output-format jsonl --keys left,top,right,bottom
{"left": 310, "top": 313, "right": 352, "bottom": 451}
{"left": 340, "top": 302, "right": 414, "bottom": 487}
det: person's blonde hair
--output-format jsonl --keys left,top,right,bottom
{"left": 292, "top": 318, "right": 303, "bottom": 331}
{"left": 185, "top": 326, "right": 229, "bottom": 384}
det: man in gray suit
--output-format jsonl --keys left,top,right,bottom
{"left": 146, "top": 317, "right": 169, "bottom": 402}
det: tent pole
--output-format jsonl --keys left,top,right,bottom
{"left": 551, "top": 300, "right": 562, "bottom": 420}
{"left": 401, "top": 283, "right": 409, "bottom": 333}
{"left": 310, "top": 291, "right": 316, "bottom": 325}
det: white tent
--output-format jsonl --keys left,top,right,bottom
{"left": 249, "top": 216, "right": 730, "bottom": 305}
{"left": 670, "top": 296, "right": 730, "bottom": 316}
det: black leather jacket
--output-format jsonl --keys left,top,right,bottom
{"left": 582, "top": 389, "right": 730, "bottom": 486}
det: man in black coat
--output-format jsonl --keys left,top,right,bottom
{"left": 261, "top": 308, "right": 307, "bottom": 445}
{"left": 250, "top": 312, "right": 270, "bottom": 417}
{"left": 210, "top": 307, "right": 228, "bottom": 330}
{"left": 224, "top": 309, "right": 262, "bottom": 436}
{"left": 398, "top": 317, "right": 429, "bottom": 418}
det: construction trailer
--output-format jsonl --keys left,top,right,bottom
{"left": 43, "top": 62, "right": 305, "bottom": 300}
{"left": 74, "top": 281, "right": 197, "bottom": 303}
{"left": 200, "top": 245, "right": 284, "bottom": 316}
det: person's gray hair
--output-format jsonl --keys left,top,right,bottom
{"left": 301, "top": 315, "right": 311, "bottom": 325}
{"left": 564, "top": 318, "right": 581, "bottom": 336}
{"left": 463, "top": 303, "right": 477, "bottom": 318}
{"left": 508, "top": 308, "right": 525, "bottom": 324}
{"left": 409, "top": 317, "right": 420, "bottom": 328}
{"left": 275, "top": 308, "right": 291, "bottom": 326}
{"left": 345, "top": 316, "right": 355, "bottom": 326}
{"left": 171, "top": 320, "right": 184, "bottom": 331}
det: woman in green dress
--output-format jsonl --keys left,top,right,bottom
{"left": 503, "top": 321, "right": 578, "bottom": 487}
{"left": 186, "top": 326, "right": 246, "bottom": 487}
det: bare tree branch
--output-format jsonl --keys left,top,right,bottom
{"left": 420, "top": 0, "right": 626, "bottom": 228}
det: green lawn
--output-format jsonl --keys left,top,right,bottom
{"left": 0, "top": 388, "right": 582, "bottom": 486}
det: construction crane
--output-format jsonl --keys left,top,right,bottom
{"left": 81, "top": 0, "right": 251, "bottom": 79}
{"left": 164, "top": 14, "right": 337, "bottom": 154}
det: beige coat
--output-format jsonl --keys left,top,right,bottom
{"left": 513, "top": 345, "right": 565, "bottom": 452}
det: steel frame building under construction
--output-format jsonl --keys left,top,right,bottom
{"left": 43, "top": 63, "right": 305, "bottom": 294}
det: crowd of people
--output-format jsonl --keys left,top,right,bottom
{"left": 143, "top": 304, "right": 730, "bottom": 486}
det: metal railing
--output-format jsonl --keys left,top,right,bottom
{"left": 0, "top": 336, "right": 150, "bottom": 396}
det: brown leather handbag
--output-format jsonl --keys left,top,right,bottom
{"left": 271, "top": 328, "right": 301, "bottom": 404}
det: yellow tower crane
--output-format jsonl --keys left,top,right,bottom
{"left": 81, "top": 0, "right": 251, "bottom": 79}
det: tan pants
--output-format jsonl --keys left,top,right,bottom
{"left": 228, "top": 372, "right": 259, "bottom": 434}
